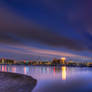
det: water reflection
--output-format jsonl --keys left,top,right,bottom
{"left": 62, "top": 66, "right": 66, "bottom": 80}
{"left": 0, "top": 65, "right": 67, "bottom": 80}
{"left": 53, "top": 66, "right": 56, "bottom": 76}
{"left": 0, "top": 65, "right": 92, "bottom": 92}
{"left": 12, "top": 66, "right": 16, "bottom": 73}
{"left": 24, "top": 66, "right": 27, "bottom": 74}
{"left": 0, "top": 65, "right": 16, "bottom": 73}
{"left": 2, "top": 65, "right": 4, "bottom": 72}
{"left": 24, "top": 66, "right": 30, "bottom": 74}
{"left": 0, "top": 65, "right": 91, "bottom": 81}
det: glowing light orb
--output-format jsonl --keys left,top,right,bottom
{"left": 61, "top": 57, "right": 66, "bottom": 61}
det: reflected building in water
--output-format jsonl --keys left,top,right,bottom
{"left": 62, "top": 66, "right": 66, "bottom": 80}
{"left": 53, "top": 66, "right": 67, "bottom": 80}
{"left": 12, "top": 66, "right": 16, "bottom": 73}
{"left": 24, "top": 66, "right": 30, "bottom": 74}
{"left": 0, "top": 65, "right": 67, "bottom": 81}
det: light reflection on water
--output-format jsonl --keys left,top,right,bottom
{"left": 62, "top": 66, "right": 66, "bottom": 80}
{"left": 0, "top": 65, "right": 92, "bottom": 92}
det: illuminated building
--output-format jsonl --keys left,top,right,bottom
{"left": 0, "top": 58, "right": 14, "bottom": 64}
{"left": 61, "top": 57, "right": 66, "bottom": 64}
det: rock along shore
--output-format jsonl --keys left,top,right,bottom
{"left": 0, "top": 72, "right": 37, "bottom": 92}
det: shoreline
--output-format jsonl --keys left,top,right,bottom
{"left": 0, "top": 64, "right": 92, "bottom": 68}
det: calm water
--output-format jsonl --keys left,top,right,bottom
{"left": 0, "top": 65, "right": 92, "bottom": 92}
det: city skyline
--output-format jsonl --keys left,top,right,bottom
{"left": 0, "top": 0, "right": 92, "bottom": 61}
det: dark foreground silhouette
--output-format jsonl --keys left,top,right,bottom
{"left": 0, "top": 72, "right": 37, "bottom": 92}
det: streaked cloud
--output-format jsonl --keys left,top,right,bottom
{"left": 0, "top": 0, "right": 92, "bottom": 61}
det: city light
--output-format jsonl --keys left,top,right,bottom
{"left": 61, "top": 57, "right": 66, "bottom": 61}
{"left": 61, "top": 57, "right": 66, "bottom": 64}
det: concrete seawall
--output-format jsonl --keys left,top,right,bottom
{"left": 0, "top": 72, "right": 37, "bottom": 92}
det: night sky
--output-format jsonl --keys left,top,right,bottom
{"left": 0, "top": 0, "right": 92, "bottom": 61}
